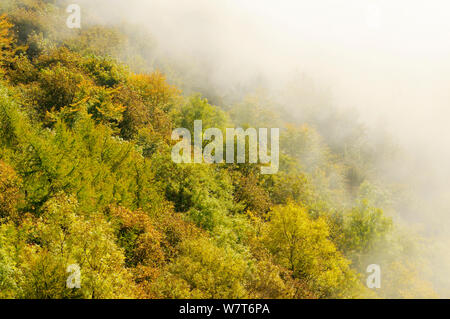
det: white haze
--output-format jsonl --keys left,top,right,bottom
{"left": 76, "top": 0, "right": 450, "bottom": 295}
{"left": 82, "top": 0, "right": 450, "bottom": 177}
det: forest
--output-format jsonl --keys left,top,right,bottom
{"left": 0, "top": 0, "right": 440, "bottom": 299}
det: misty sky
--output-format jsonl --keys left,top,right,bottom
{"left": 83, "top": 0, "right": 450, "bottom": 185}
{"left": 102, "top": 0, "right": 450, "bottom": 135}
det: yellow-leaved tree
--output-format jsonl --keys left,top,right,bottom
{"left": 262, "top": 203, "right": 366, "bottom": 298}
{"left": 0, "top": 15, "right": 15, "bottom": 74}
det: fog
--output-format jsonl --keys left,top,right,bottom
{"left": 82, "top": 0, "right": 450, "bottom": 165}
{"left": 76, "top": 0, "right": 450, "bottom": 295}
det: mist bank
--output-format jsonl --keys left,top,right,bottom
{"left": 73, "top": 0, "right": 450, "bottom": 295}
{"left": 77, "top": 0, "right": 450, "bottom": 212}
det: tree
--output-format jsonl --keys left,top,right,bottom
{"left": 263, "top": 203, "right": 361, "bottom": 298}
{"left": 0, "top": 160, "right": 22, "bottom": 219}
{"left": 341, "top": 200, "right": 392, "bottom": 266}
{"left": 153, "top": 238, "right": 250, "bottom": 299}
{"left": 0, "top": 222, "right": 20, "bottom": 298}
{"left": 0, "top": 14, "right": 18, "bottom": 74}
{"left": 18, "top": 194, "right": 136, "bottom": 299}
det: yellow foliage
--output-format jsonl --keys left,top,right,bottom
{"left": 0, "top": 160, "right": 22, "bottom": 220}
{"left": 263, "top": 203, "right": 362, "bottom": 298}
{"left": 0, "top": 14, "right": 15, "bottom": 74}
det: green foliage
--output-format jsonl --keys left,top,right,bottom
{"left": 0, "top": 1, "right": 438, "bottom": 300}
{"left": 174, "top": 94, "right": 229, "bottom": 132}
{"left": 0, "top": 160, "right": 22, "bottom": 219}
{"left": 18, "top": 194, "right": 136, "bottom": 298}
{"left": 341, "top": 200, "right": 392, "bottom": 265}
{"left": 0, "top": 223, "right": 20, "bottom": 298}
{"left": 153, "top": 238, "right": 250, "bottom": 298}
{"left": 152, "top": 151, "right": 235, "bottom": 233}
{"left": 262, "top": 203, "right": 362, "bottom": 298}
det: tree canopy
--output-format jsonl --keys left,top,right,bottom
{"left": 0, "top": 0, "right": 438, "bottom": 299}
